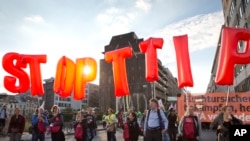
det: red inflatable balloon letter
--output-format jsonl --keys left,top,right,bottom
{"left": 54, "top": 56, "right": 76, "bottom": 98}
{"left": 22, "top": 55, "right": 47, "bottom": 96}
{"left": 139, "top": 37, "right": 163, "bottom": 82}
{"left": 74, "top": 58, "right": 97, "bottom": 100}
{"left": 2, "top": 53, "right": 30, "bottom": 93}
{"left": 216, "top": 27, "right": 250, "bottom": 85}
{"left": 105, "top": 47, "right": 132, "bottom": 97}
{"left": 173, "top": 35, "right": 193, "bottom": 88}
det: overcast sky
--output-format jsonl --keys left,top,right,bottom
{"left": 0, "top": 0, "right": 224, "bottom": 94}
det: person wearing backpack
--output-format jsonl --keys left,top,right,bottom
{"left": 50, "top": 105, "right": 65, "bottom": 141}
{"left": 178, "top": 106, "right": 202, "bottom": 141}
{"left": 74, "top": 111, "right": 88, "bottom": 141}
{"left": 144, "top": 98, "right": 169, "bottom": 141}
{"left": 31, "top": 107, "right": 49, "bottom": 141}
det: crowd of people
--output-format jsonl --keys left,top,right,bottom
{"left": 0, "top": 98, "right": 244, "bottom": 141}
{"left": 101, "top": 98, "right": 243, "bottom": 141}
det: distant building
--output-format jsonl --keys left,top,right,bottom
{"left": 99, "top": 32, "right": 180, "bottom": 112}
{"left": 207, "top": 0, "right": 250, "bottom": 92}
{"left": 43, "top": 78, "right": 98, "bottom": 111}
{"left": 43, "top": 77, "right": 55, "bottom": 111}
{"left": 0, "top": 93, "right": 39, "bottom": 118}
{"left": 82, "top": 83, "right": 99, "bottom": 108}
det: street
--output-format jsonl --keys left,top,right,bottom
{"left": 0, "top": 128, "right": 217, "bottom": 141}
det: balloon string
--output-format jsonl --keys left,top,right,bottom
{"left": 226, "top": 86, "right": 230, "bottom": 106}
{"left": 184, "top": 87, "right": 189, "bottom": 107}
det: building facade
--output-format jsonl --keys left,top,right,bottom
{"left": 207, "top": 0, "right": 250, "bottom": 93}
{"left": 84, "top": 83, "right": 99, "bottom": 108}
{"left": 43, "top": 78, "right": 98, "bottom": 111}
{"left": 99, "top": 32, "right": 180, "bottom": 112}
{"left": 0, "top": 93, "right": 39, "bottom": 118}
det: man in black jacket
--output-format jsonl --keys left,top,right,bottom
{"left": 167, "top": 108, "right": 177, "bottom": 141}
{"left": 85, "top": 107, "right": 96, "bottom": 141}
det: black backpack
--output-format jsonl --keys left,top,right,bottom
{"left": 146, "top": 109, "right": 164, "bottom": 130}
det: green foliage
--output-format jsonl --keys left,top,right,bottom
{"left": 62, "top": 107, "right": 75, "bottom": 122}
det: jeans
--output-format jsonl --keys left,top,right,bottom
{"left": 32, "top": 132, "right": 45, "bottom": 141}
{"left": 162, "top": 133, "right": 169, "bottom": 141}
{"left": 168, "top": 128, "right": 177, "bottom": 141}
{"left": 87, "top": 128, "right": 95, "bottom": 141}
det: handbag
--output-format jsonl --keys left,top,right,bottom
{"left": 51, "top": 125, "right": 60, "bottom": 133}
{"left": 123, "top": 123, "right": 129, "bottom": 139}
{"left": 106, "top": 124, "right": 115, "bottom": 132}
{"left": 51, "top": 115, "right": 62, "bottom": 133}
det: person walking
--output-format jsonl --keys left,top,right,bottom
{"left": 144, "top": 98, "right": 168, "bottom": 141}
{"left": 74, "top": 111, "right": 88, "bottom": 141}
{"left": 123, "top": 112, "right": 143, "bottom": 141}
{"left": 7, "top": 107, "right": 25, "bottom": 141}
{"left": 168, "top": 108, "right": 177, "bottom": 141}
{"left": 210, "top": 105, "right": 242, "bottom": 141}
{"left": 85, "top": 107, "right": 96, "bottom": 141}
{"left": 0, "top": 104, "right": 8, "bottom": 135}
{"left": 178, "top": 106, "right": 202, "bottom": 141}
{"left": 106, "top": 108, "right": 117, "bottom": 141}
{"left": 140, "top": 110, "right": 147, "bottom": 141}
{"left": 31, "top": 107, "right": 49, "bottom": 141}
{"left": 49, "top": 105, "right": 65, "bottom": 141}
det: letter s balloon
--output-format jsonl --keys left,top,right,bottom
{"left": 2, "top": 52, "right": 30, "bottom": 93}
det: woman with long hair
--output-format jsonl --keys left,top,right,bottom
{"left": 50, "top": 105, "right": 65, "bottom": 141}
{"left": 74, "top": 111, "right": 87, "bottom": 141}
{"left": 123, "top": 112, "right": 143, "bottom": 141}
{"left": 210, "top": 105, "right": 242, "bottom": 141}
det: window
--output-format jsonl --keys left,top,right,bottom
{"left": 246, "top": 0, "right": 249, "bottom": 5}
{"left": 230, "top": 3, "right": 235, "bottom": 17}
{"left": 227, "top": 16, "right": 230, "bottom": 26}
{"left": 236, "top": 14, "right": 240, "bottom": 26}
{"left": 238, "top": 40, "right": 246, "bottom": 53}
{"left": 239, "top": 6, "right": 243, "bottom": 18}
{"left": 245, "top": 22, "right": 248, "bottom": 29}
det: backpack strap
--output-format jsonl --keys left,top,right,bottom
{"left": 193, "top": 116, "right": 200, "bottom": 136}
{"left": 157, "top": 109, "right": 164, "bottom": 129}
{"left": 157, "top": 109, "right": 162, "bottom": 127}
{"left": 146, "top": 109, "right": 151, "bottom": 129}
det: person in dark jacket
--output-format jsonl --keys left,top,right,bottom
{"left": 210, "top": 105, "right": 242, "bottom": 141}
{"left": 168, "top": 108, "right": 177, "bottom": 141}
{"left": 7, "top": 107, "right": 25, "bottom": 141}
{"left": 85, "top": 107, "right": 96, "bottom": 141}
{"left": 50, "top": 105, "right": 65, "bottom": 141}
{"left": 32, "top": 107, "right": 49, "bottom": 141}
{"left": 124, "top": 112, "right": 143, "bottom": 141}
{"left": 74, "top": 111, "right": 88, "bottom": 141}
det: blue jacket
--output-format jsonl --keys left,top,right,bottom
{"left": 32, "top": 113, "right": 49, "bottom": 127}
